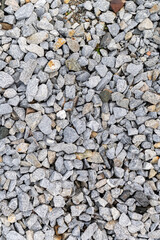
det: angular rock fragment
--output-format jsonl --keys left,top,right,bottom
{"left": 53, "top": 38, "right": 66, "bottom": 51}
{"left": 65, "top": 59, "right": 81, "bottom": 71}
{"left": 0, "top": 126, "right": 9, "bottom": 140}
{"left": 44, "top": 60, "right": 61, "bottom": 73}
{"left": 27, "top": 31, "right": 48, "bottom": 44}
{"left": 134, "top": 191, "right": 149, "bottom": 207}
{"left": 0, "top": 72, "right": 14, "bottom": 88}
{"left": 25, "top": 112, "right": 42, "bottom": 131}
{"left": 110, "top": 0, "right": 125, "bottom": 13}
{"left": 63, "top": 126, "right": 79, "bottom": 143}
{"left": 20, "top": 59, "right": 37, "bottom": 85}
{"left": 15, "top": 3, "right": 34, "bottom": 20}
{"left": 99, "top": 89, "right": 112, "bottom": 102}
{"left": 142, "top": 91, "right": 160, "bottom": 105}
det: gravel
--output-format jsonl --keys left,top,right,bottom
{"left": 0, "top": 0, "right": 160, "bottom": 239}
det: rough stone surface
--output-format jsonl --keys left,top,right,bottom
{"left": 0, "top": 72, "right": 14, "bottom": 88}
{"left": 63, "top": 126, "right": 79, "bottom": 143}
{"left": 1, "top": 1, "right": 160, "bottom": 239}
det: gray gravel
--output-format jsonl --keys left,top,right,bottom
{"left": 0, "top": 0, "right": 160, "bottom": 239}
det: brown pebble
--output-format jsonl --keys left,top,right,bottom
{"left": 110, "top": 0, "right": 125, "bottom": 13}
{"left": 0, "top": 22, "right": 13, "bottom": 30}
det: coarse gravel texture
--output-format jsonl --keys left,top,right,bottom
{"left": 0, "top": 0, "right": 160, "bottom": 239}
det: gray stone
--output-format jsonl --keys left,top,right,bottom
{"left": 86, "top": 76, "right": 101, "bottom": 88}
{"left": 100, "top": 11, "right": 116, "bottom": 23}
{"left": 100, "top": 89, "right": 112, "bottom": 102}
{"left": 4, "top": 88, "right": 17, "bottom": 98}
{"left": 72, "top": 117, "right": 86, "bottom": 134}
{"left": 116, "top": 79, "right": 127, "bottom": 93}
{"left": 47, "top": 182, "right": 62, "bottom": 196}
{"left": 93, "top": 0, "right": 109, "bottom": 11}
{"left": 38, "top": 115, "right": 52, "bottom": 135}
{"left": 145, "top": 56, "right": 159, "bottom": 68}
{"left": 6, "top": 231, "right": 25, "bottom": 240}
{"left": 126, "top": 63, "right": 143, "bottom": 76}
{"left": 81, "top": 223, "right": 98, "bottom": 240}
{"left": 37, "top": 18, "right": 53, "bottom": 31}
{"left": 20, "top": 59, "right": 37, "bottom": 85}
{"left": 34, "top": 231, "right": 44, "bottom": 240}
{"left": 96, "top": 72, "right": 112, "bottom": 91}
{"left": 35, "top": 84, "right": 48, "bottom": 102}
{"left": 0, "top": 126, "right": 9, "bottom": 140}
{"left": 54, "top": 196, "right": 65, "bottom": 207}
{"left": 18, "top": 192, "right": 30, "bottom": 212}
{"left": 32, "top": 168, "right": 45, "bottom": 182}
{"left": 65, "top": 85, "right": 76, "bottom": 99}
{"left": 67, "top": 38, "right": 80, "bottom": 52}
{"left": 119, "top": 213, "right": 131, "bottom": 227}
{"left": 134, "top": 191, "right": 149, "bottom": 207}
{"left": 108, "top": 23, "right": 120, "bottom": 37}
{"left": 125, "top": 1, "right": 137, "bottom": 12}
{"left": 119, "top": 190, "right": 131, "bottom": 202}
{"left": 0, "top": 60, "right": 7, "bottom": 71}
{"left": 95, "top": 64, "right": 108, "bottom": 77}
{"left": 6, "top": 27, "right": 20, "bottom": 39}
{"left": 65, "top": 59, "right": 81, "bottom": 72}
{"left": 35, "top": 204, "right": 48, "bottom": 219}
{"left": 8, "top": 44, "right": 24, "bottom": 60}
{"left": 15, "top": 3, "right": 34, "bottom": 20}
{"left": 113, "top": 107, "right": 127, "bottom": 119}
{"left": 115, "top": 55, "right": 131, "bottom": 68}
{"left": 114, "top": 223, "right": 131, "bottom": 240}
{"left": 71, "top": 204, "right": 87, "bottom": 217}
{"left": 100, "top": 32, "right": 112, "bottom": 49}
{"left": 148, "top": 230, "right": 160, "bottom": 239}
{"left": 0, "top": 71, "right": 14, "bottom": 88}
{"left": 51, "top": 143, "right": 77, "bottom": 154}
{"left": 0, "top": 103, "right": 12, "bottom": 115}
{"left": 26, "top": 77, "right": 39, "bottom": 102}
{"left": 82, "top": 45, "right": 93, "bottom": 58}
{"left": 5, "top": 171, "right": 17, "bottom": 180}
{"left": 84, "top": 1, "right": 92, "bottom": 10}
{"left": 63, "top": 126, "right": 79, "bottom": 143}
{"left": 106, "top": 147, "right": 115, "bottom": 159}
{"left": 102, "top": 56, "right": 115, "bottom": 68}
{"left": 25, "top": 44, "right": 44, "bottom": 57}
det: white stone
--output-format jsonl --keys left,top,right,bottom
{"left": 44, "top": 59, "right": 61, "bottom": 73}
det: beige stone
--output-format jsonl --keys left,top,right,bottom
{"left": 105, "top": 220, "right": 116, "bottom": 230}
{"left": 27, "top": 31, "right": 48, "bottom": 44}
{"left": 145, "top": 119, "right": 159, "bottom": 129}
{"left": 149, "top": 169, "right": 157, "bottom": 179}
{"left": 150, "top": 4, "right": 160, "bottom": 13}
{"left": 53, "top": 38, "right": 66, "bottom": 51}
{"left": 125, "top": 32, "right": 132, "bottom": 40}
{"left": 48, "top": 151, "right": 56, "bottom": 164}
{"left": 16, "top": 143, "right": 29, "bottom": 153}
{"left": 138, "top": 18, "right": 153, "bottom": 31}
{"left": 151, "top": 156, "right": 159, "bottom": 164}
{"left": 82, "top": 103, "right": 93, "bottom": 115}
{"left": 8, "top": 214, "right": 16, "bottom": 223}
{"left": 152, "top": 69, "right": 160, "bottom": 81}
{"left": 154, "top": 143, "right": 160, "bottom": 148}
{"left": 67, "top": 38, "right": 80, "bottom": 52}
{"left": 87, "top": 151, "right": 104, "bottom": 163}
{"left": 95, "top": 179, "right": 107, "bottom": 188}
